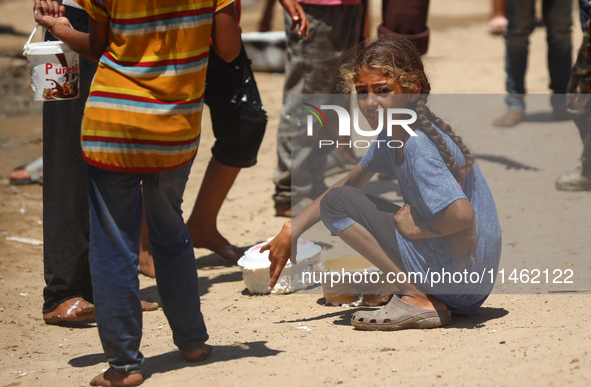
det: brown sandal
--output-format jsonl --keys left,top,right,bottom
{"left": 43, "top": 298, "right": 95, "bottom": 325}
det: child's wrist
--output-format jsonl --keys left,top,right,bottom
{"left": 409, "top": 226, "right": 424, "bottom": 240}
{"left": 48, "top": 23, "right": 68, "bottom": 36}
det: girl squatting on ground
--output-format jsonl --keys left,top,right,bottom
{"left": 264, "top": 36, "right": 502, "bottom": 330}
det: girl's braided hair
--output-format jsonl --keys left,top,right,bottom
{"left": 340, "top": 36, "right": 477, "bottom": 265}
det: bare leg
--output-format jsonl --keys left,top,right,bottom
{"left": 131, "top": 210, "right": 161, "bottom": 310}
{"left": 491, "top": 0, "right": 507, "bottom": 17}
{"left": 138, "top": 210, "right": 155, "bottom": 278}
{"left": 186, "top": 157, "right": 244, "bottom": 261}
{"left": 258, "top": 0, "right": 277, "bottom": 32}
{"left": 489, "top": 0, "right": 508, "bottom": 34}
{"left": 337, "top": 223, "right": 446, "bottom": 310}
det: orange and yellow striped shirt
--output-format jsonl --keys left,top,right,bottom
{"left": 74, "top": 0, "right": 233, "bottom": 172}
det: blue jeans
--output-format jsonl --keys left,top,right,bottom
{"left": 87, "top": 164, "right": 208, "bottom": 374}
{"left": 505, "top": 0, "right": 572, "bottom": 111}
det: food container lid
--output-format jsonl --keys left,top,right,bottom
{"left": 237, "top": 238, "right": 321, "bottom": 270}
{"left": 24, "top": 41, "right": 71, "bottom": 56}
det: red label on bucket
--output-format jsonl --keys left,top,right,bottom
{"left": 41, "top": 53, "right": 80, "bottom": 100}
{"left": 24, "top": 40, "right": 80, "bottom": 102}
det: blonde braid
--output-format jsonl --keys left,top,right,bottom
{"left": 426, "top": 109, "right": 475, "bottom": 181}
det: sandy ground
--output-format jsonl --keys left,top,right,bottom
{"left": 1, "top": 0, "right": 591, "bottom": 386}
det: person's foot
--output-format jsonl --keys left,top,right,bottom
{"left": 556, "top": 167, "right": 591, "bottom": 191}
{"left": 10, "top": 157, "right": 44, "bottom": 185}
{"left": 399, "top": 293, "right": 447, "bottom": 310}
{"left": 138, "top": 247, "right": 156, "bottom": 278}
{"left": 493, "top": 109, "right": 524, "bottom": 127}
{"left": 553, "top": 107, "right": 574, "bottom": 121}
{"left": 189, "top": 227, "right": 245, "bottom": 262}
{"left": 10, "top": 168, "right": 40, "bottom": 182}
{"left": 141, "top": 300, "right": 159, "bottom": 311}
{"left": 181, "top": 343, "right": 213, "bottom": 362}
{"left": 489, "top": 15, "right": 508, "bottom": 35}
{"left": 90, "top": 368, "right": 143, "bottom": 387}
{"left": 275, "top": 198, "right": 313, "bottom": 218}
{"left": 43, "top": 297, "right": 95, "bottom": 325}
{"left": 275, "top": 205, "right": 291, "bottom": 217}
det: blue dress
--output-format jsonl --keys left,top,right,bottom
{"left": 359, "top": 127, "right": 502, "bottom": 315}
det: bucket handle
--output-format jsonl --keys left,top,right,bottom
{"left": 24, "top": 24, "right": 40, "bottom": 52}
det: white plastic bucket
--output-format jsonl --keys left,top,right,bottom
{"left": 23, "top": 25, "right": 80, "bottom": 102}
{"left": 241, "top": 31, "right": 286, "bottom": 72}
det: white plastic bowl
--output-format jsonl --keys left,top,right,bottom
{"left": 237, "top": 238, "right": 321, "bottom": 294}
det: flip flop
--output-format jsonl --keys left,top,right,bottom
{"left": 141, "top": 300, "right": 159, "bottom": 311}
{"left": 10, "top": 157, "right": 43, "bottom": 185}
{"left": 90, "top": 368, "right": 144, "bottom": 387}
{"left": 351, "top": 295, "right": 451, "bottom": 331}
{"left": 43, "top": 300, "right": 95, "bottom": 325}
{"left": 44, "top": 300, "right": 157, "bottom": 324}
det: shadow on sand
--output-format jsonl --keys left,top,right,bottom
{"left": 69, "top": 340, "right": 283, "bottom": 381}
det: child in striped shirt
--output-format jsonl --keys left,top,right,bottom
{"left": 34, "top": 0, "right": 240, "bottom": 384}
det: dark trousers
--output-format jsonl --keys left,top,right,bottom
{"left": 42, "top": 7, "right": 97, "bottom": 313}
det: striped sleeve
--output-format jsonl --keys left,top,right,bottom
{"left": 74, "top": 0, "right": 110, "bottom": 24}
{"left": 215, "top": 0, "right": 234, "bottom": 12}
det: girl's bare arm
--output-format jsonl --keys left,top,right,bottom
{"left": 394, "top": 198, "right": 475, "bottom": 241}
{"left": 262, "top": 162, "right": 375, "bottom": 289}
